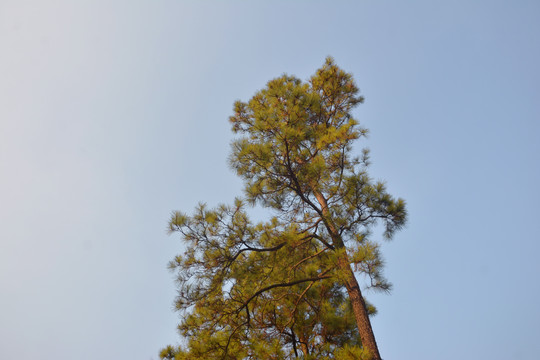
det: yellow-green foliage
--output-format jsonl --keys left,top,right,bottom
{"left": 161, "top": 58, "right": 406, "bottom": 359}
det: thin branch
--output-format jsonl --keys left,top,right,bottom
{"left": 233, "top": 241, "right": 286, "bottom": 260}
{"left": 237, "top": 275, "right": 333, "bottom": 321}
{"left": 290, "top": 247, "right": 328, "bottom": 272}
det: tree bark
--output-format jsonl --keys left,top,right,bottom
{"left": 336, "top": 249, "right": 381, "bottom": 360}
{"left": 313, "top": 190, "right": 382, "bottom": 360}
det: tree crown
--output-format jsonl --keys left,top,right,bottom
{"left": 162, "top": 58, "right": 406, "bottom": 360}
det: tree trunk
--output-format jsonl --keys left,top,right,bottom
{"left": 337, "top": 250, "right": 382, "bottom": 360}
{"left": 313, "top": 190, "right": 382, "bottom": 360}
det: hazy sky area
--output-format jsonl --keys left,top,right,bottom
{"left": 1, "top": 1, "right": 539, "bottom": 359}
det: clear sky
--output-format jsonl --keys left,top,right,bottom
{"left": 1, "top": 1, "right": 539, "bottom": 359}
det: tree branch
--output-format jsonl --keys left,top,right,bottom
{"left": 238, "top": 274, "right": 333, "bottom": 325}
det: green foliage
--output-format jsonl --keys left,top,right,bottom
{"left": 162, "top": 58, "right": 406, "bottom": 359}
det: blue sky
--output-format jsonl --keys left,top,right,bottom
{"left": 1, "top": 1, "right": 539, "bottom": 359}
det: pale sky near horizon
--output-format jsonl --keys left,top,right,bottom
{"left": 1, "top": 1, "right": 539, "bottom": 359}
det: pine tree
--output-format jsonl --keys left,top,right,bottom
{"left": 162, "top": 58, "right": 407, "bottom": 360}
